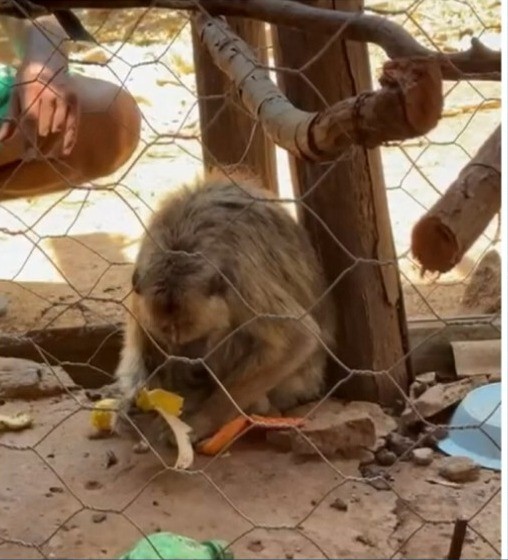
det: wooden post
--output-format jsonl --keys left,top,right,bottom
{"left": 191, "top": 18, "right": 278, "bottom": 193}
{"left": 272, "top": 0, "right": 411, "bottom": 404}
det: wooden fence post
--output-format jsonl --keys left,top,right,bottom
{"left": 191, "top": 18, "right": 278, "bottom": 193}
{"left": 272, "top": 0, "right": 412, "bottom": 404}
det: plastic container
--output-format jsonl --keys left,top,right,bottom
{"left": 120, "top": 532, "right": 233, "bottom": 560}
{"left": 437, "top": 382, "right": 501, "bottom": 471}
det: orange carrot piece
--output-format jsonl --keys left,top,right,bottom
{"left": 197, "top": 415, "right": 305, "bottom": 456}
{"left": 197, "top": 416, "right": 250, "bottom": 456}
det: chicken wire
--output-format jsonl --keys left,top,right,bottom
{"left": 0, "top": 1, "right": 502, "bottom": 558}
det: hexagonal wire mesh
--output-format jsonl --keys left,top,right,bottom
{"left": 0, "top": 0, "right": 501, "bottom": 558}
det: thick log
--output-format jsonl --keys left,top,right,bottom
{"left": 191, "top": 17, "right": 277, "bottom": 192}
{"left": 411, "top": 125, "right": 501, "bottom": 274}
{"left": 271, "top": 0, "right": 411, "bottom": 405}
{"left": 194, "top": 14, "right": 443, "bottom": 160}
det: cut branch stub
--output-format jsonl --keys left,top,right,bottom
{"left": 411, "top": 125, "right": 501, "bottom": 274}
{"left": 195, "top": 13, "right": 443, "bottom": 161}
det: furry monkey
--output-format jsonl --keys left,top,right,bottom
{"left": 115, "top": 171, "right": 336, "bottom": 442}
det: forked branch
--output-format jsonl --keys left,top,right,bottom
{"left": 193, "top": 14, "right": 443, "bottom": 161}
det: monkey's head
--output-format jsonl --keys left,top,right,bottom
{"left": 131, "top": 245, "right": 232, "bottom": 346}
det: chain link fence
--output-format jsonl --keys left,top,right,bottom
{"left": 0, "top": 0, "right": 501, "bottom": 558}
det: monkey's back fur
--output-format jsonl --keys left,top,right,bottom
{"left": 117, "top": 172, "right": 336, "bottom": 430}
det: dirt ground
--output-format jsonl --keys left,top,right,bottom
{"left": 0, "top": 2, "right": 503, "bottom": 559}
{"left": 0, "top": 391, "right": 502, "bottom": 559}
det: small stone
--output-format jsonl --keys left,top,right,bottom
{"left": 49, "top": 486, "right": 64, "bottom": 494}
{"left": 105, "top": 450, "right": 118, "bottom": 468}
{"left": 386, "top": 433, "right": 414, "bottom": 458}
{"left": 85, "top": 480, "right": 102, "bottom": 490}
{"left": 285, "top": 553, "right": 294, "bottom": 559}
{"left": 355, "top": 534, "right": 375, "bottom": 547}
{"left": 329, "top": 497, "right": 348, "bottom": 511}
{"left": 360, "top": 465, "right": 392, "bottom": 491}
{"left": 411, "top": 447, "right": 434, "bottom": 466}
{"left": 439, "top": 457, "right": 480, "bottom": 483}
{"left": 247, "top": 540, "right": 264, "bottom": 553}
{"left": 152, "top": 500, "right": 159, "bottom": 507}
{"left": 133, "top": 440, "right": 149, "bottom": 454}
{"left": 359, "top": 449, "right": 376, "bottom": 466}
{"left": 92, "top": 513, "right": 107, "bottom": 524}
{"left": 375, "top": 448, "right": 397, "bottom": 466}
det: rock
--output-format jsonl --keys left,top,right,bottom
{"left": 92, "top": 513, "right": 107, "bottom": 524}
{"left": 417, "top": 371, "right": 437, "bottom": 385}
{"left": 329, "top": 497, "right": 348, "bottom": 511}
{"left": 0, "top": 358, "right": 77, "bottom": 400}
{"left": 0, "top": 295, "right": 8, "bottom": 317}
{"left": 290, "top": 415, "right": 376, "bottom": 456}
{"left": 439, "top": 457, "right": 480, "bottom": 483}
{"left": 247, "top": 540, "right": 264, "bottom": 553}
{"left": 422, "top": 425, "right": 448, "bottom": 447}
{"left": 105, "top": 450, "right": 118, "bottom": 468}
{"left": 401, "top": 377, "right": 488, "bottom": 426}
{"left": 409, "top": 380, "right": 429, "bottom": 400}
{"left": 355, "top": 534, "right": 375, "bottom": 547}
{"left": 85, "top": 480, "right": 103, "bottom": 490}
{"left": 360, "top": 465, "right": 392, "bottom": 491}
{"left": 411, "top": 447, "right": 434, "bottom": 466}
{"left": 375, "top": 448, "right": 397, "bottom": 466}
{"left": 386, "top": 433, "right": 414, "bottom": 458}
{"left": 359, "top": 450, "right": 376, "bottom": 466}
{"left": 287, "top": 400, "right": 395, "bottom": 457}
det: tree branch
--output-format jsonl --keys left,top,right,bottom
{"left": 193, "top": 13, "right": 443, "bottom": 161}
{"left": 0, "top": 0, "right": 500, "bottom": 81}
{"left": 411, "top": 125, "right": 501, "bottom": 274}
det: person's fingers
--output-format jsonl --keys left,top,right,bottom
{"left": 18, "top": 88, "right": 40, "bottom": 158}
{"left": 0, "top": 93, "right": 20, "bottom": 143}
{"left": 51, "top": 94, "right": 68, "bottom": 136}
{"left": 62, "top": 94, "right": 79, "bottom": 156}
{"left": 38, "top": 95, "right": 56, "bottom": 138}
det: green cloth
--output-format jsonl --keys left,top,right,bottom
{"left": 0, "top": 65, "right": 15, "bottom": 122}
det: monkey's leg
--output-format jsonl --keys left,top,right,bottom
{"left": 186, "top": 313, "right": 320, "bottom": 441}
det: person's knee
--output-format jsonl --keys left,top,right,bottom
{"left": 72, "top": 78, "right": 142, "bottom": 180}
{"left": 94, "top": 85, "right": 142, "bottom": 176}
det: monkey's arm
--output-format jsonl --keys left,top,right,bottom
{"left": 186, "top": 298, "right": 321, "bottom": 441}
{"left": 115, "top": 313, "right": 150, "bottom": 403}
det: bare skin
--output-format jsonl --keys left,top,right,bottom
{"left": 0, "top": 14, "right": 141, "bottom": 201}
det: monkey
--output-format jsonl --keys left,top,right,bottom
{"left": 114, "top": 170, "right": 336, "bottom": 443}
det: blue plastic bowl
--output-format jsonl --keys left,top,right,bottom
{"left": 437, "top": 382, "right": 501, "bottom": 471}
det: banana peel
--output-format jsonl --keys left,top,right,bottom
{"left": 90, "top": 388, "right": 192, "bottom": 469}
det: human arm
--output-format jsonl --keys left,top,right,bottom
{"left": 0, "top": 14, "right": 78, "bottom": 157}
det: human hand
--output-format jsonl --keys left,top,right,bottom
{"left": 0, "top": 61, "right": 79, "bottom": 158}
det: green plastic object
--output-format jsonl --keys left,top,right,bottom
{"left": 120, "top": 532, "right": 233, "bottom": 560}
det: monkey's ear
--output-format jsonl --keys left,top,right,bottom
{"left": 131, "top": 267, "right": 142, "bottom": 294}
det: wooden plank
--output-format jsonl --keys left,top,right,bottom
{"left": 191, "top": 17, "right": 278, "bottom": 193}
{"left": 271, "top": 0, "right": 410, "bottom": 404}
{"left": 0, "top": 318, "right": 500, "bottom": 389}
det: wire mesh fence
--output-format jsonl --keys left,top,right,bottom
{"left": 0, "top": 0, "right": 502, "bottom": 559}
